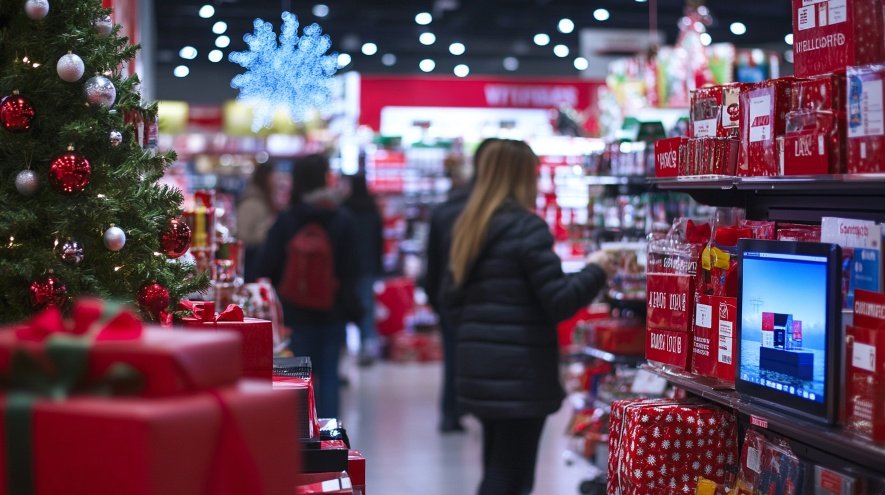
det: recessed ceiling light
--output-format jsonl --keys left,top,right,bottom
{"left": 215, "top": 35, "right": 230, "bottom": 48}
{"left": 179, "top": 46, "right": 198, "bottom": 60}
{"left": 313, "top": 4, "right": 329, "bottom": 18}
{"left": 337, "top": 53, "right": 352, "bottom": 68}
{"left": 208, "top": 49, "right": 224, "bottom": 63}
{"left": 730, "top": 22, "right": 747, "bottom": 35}
{"left": 558, "top": 18, "right": 575, "bottom": 34}
{"left": 553, "top": 44, "right": 569, "bottom": 57}
{"left": 198, "top": 5, "right": 214, "bottom": 19}
{"left": 593, "top": 9, "right": 610, "bottom": 21}
{"left": 362, "top": 42, "right": 378, "bottom": 56}
{"left": 381, "top": 53, "right": 397, "bottom": 66}
{"left": 212, "top": 21, "right": 227, "bottom": 34}
{"left": 784, "top": 33, "right": 794, "bottom": 45}
{"left": 173, "top": 65, "right": 190, "bottom": 78}
{"left": 635, "top": 0, "right": 647, "bottom": 2}
{"left": 573, "top": 57, "right": 589, "bottom": 71}
{"left": 419, "top": 32, "right": 436, "bottom": 45}
{"left": 454, "top": 64, "right": 469, "bottom": 77}
{"left": 415, "top": 12, "right": 432, "bottom": 25}
{"left": 449, "top": 42, "right": 466, "bottom": 55}
{"left": 503, "top": 56, "right": 519, "bottom": 71}
{"left": 419, "top": 58, "right": 436, "bottom": 72}
{"left": 533, "top": 33, "right": 550, "bottom": 46}
{"left": 700, "top": 33, "right": 712, "bottom": 46}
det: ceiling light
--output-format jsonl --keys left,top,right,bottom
{"left": 215, "top": 35, "right": 230, "bottom": 48}
{"left": 381, "top": 53, "right": 397, "bottom": 66}
{"left": 415, "top": 12, "right": 432, "bottom": 25}
{"left": 208, "top": 49, "right": 224, "bottom": 63}
{"left": 173, "top": 65, "right": 190, "bottom": 78}
{"left": 533, "top": 33, "right": 550, "bottom": 46}
{"left": 593, "top": 9, "right": 610, "bottom": 21}
{"left": 553, "top": 44, "right": 569, "bottom": 57}
{"left": 362, "top": 42, "right": 378, "bottom": 56}
{"left": 700, "top": 33, "right": 712, "bottom": 46}
{"left": 337, "top": 53, "right": 352, "bottom": 68}
{"left": 198, "top": 5, "right": 214, "bottom": 19}
{"left": 730, "top": 22, "right": 747, "bottom": 35}
{"left": 454, "top": 64, "right": 469, "bottom": 77}
{"left": 313, "top": 4, "right": 329, "bottom": 18}
{"left": 784, "top": 33, "right": 794, "bottom": 45}
{"left": 635, "top": 0, "right": 647, "bottom": 2}
{"left": 179, "top": 46, "right": 198, "bottom": 60}
{"left": 419, "top": 32, "right": 436, "bottom": 45}
{"left": 503, "top": 56, "right": 519, "bottom": 71}
{"left": 573, "top": 57, "right": 589, "bottom": 71}
{"left": 558, "top": 18, "right": 575, "bottom": 34}
{"left": 449, "top": 42, "right": 465, "bottom": 55}
{"left": 212, "top": 21, "right": 227, "bottom": 34}
{"left": 419, "top": 59, "right": 436, "bottom": 72}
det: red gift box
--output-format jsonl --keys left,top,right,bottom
{"left": 792, "top": 72, "right": 847, "bottom": 111}
{"left": 739, "top": 78, "right": 796, "bottom": 176}
{"left": 593, "top": 318, "right": 646, "bottom": 356}
{"left": 792, "top": 0, "right": 885, "bottom": 78}
{"left": 376, "top": 278, "right": 414, "bottom": 337}
{"left": 847, "top": 64, "right": 885, "bottom": 173}
{"left": 692, "top": 295, "right": 738, "bottom": 385}
{"left": 845, "top": 289, "right": 885, "bottom": 442}
{"left": 347, "top": 450, "right": 365, "bottom": 492}
{"left": 690, "top": 84, "right": 750, "bottom": 139}
{"left": 655, "top": 137, "right": 687, "bottom": 178}
{"left": 273, "top": 376, "right": 320, "bottom": 439}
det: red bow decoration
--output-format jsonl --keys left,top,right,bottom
{"left": 14, "top": 299, "right": 142, "bottom": 343}
{"left": 685, "top": 220, "right": 712, "bottom": 245}
{"left": 178, "top": 301, "right": 244, "bottom": 324}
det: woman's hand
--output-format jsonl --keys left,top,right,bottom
{"left": 586, "top": 250, "right": 617, "bottom": 280}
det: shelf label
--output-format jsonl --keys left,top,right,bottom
{"left": 718, "top": 320, "right": 734, "bottom": 365}
{"left": 696, "top": 303, "right": 713, "bottom": 328}
{"left": 747, "top": 446, "right": 762, "bottom": 474}
{"left": 852, "top": 342, "right": 876, "bottom": 372}
{"left": 750, "top": 415, "right": 769, "bottom": 429}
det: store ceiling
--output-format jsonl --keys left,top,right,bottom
{"left": 153, "top": 0, "right": 792, "bottom": 100}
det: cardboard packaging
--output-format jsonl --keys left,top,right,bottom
{"left": 845, "top": 289, "right": 885, "bottom": 443}
{"left": 738, "top": 78, "right": 795, "bottom": 176}
{"left": 847, "top": 64, "right": 885, "bottom": 173}
{"left": 655, "top": 137, "right": 687, "bottom": 178}
{"left": 692, "top": 295, "right": 738, "bottom": 384}
{"left": 821, "top": 217, "right": 882, "bottom": 308}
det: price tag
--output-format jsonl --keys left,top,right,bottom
{"left": 747, "top": 446, "right": 762, "bottom": 474}
{"left": 631, "top": 368, "right": 669, "bottom": 395}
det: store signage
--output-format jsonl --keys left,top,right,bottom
{"left": 483, "top": 85, "right": 579, "bottom": 108}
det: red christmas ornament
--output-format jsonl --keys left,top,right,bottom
{"left": 49, "top": 149, "right": 91, "bottom": 194}
{"left": 160, "top": 217, "right": 192, "bottom": 258}
{"left": 138, "top": 283, "right": 170, "bottom": 316}
{"left": 0, "top": 93, "right": 36, "bottom": 133}
{"left": 29, "top": 274, "right": 68, "bottom": 310}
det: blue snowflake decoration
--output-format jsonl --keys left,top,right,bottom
{"left": 229, "top": 12, "right": 338, "bottom": 131}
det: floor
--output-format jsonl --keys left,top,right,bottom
{"left": 340, "top": 358, "right": 600, "bottom": 495}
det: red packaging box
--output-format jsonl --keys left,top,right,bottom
{"left": 593, "top": 318, "right": 646, "bottom": 356}
{"left": 792, "top": 72, "right": 847, "bottom": 111}
{"left": 847, "top": 64, "right": 885, "bottom": 173}
{"left": 655, "top": 137, "right": 687, "bottom": 178}
{"left": 376, "top": 278, "right": 414, "bottom": 337}
{"left": 691, "top": 86, "right": 724, "bottom": 138}
{"left": 692, "top": 295, "right": 738, "bottom": 385}
{"left": 347, "top": 450, "right": 366, "bottom": 493}
{"left": 792, "top": 0, "right": 885, "bottom": 78}
{"left": 845, "top": 289, "right": 885, "bottom": 442}
{"left": 782, "top": 110, "right": 843, "bottom": 174}
{"left": 273, "top": 376, "right": 320, "bottom": 439}
{"left": 738, "top": 78, "right": 795, "bottom": 176}
{"left": 646, "top": 273, "right": 694, "bottom": 369}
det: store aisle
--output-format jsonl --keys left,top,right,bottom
{"left": 341, "top": 360, "right": 592, "bottom": 495}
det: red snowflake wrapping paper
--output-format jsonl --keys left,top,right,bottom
{"left": 738, "top": 79, "right": 795, "bottom": 176}
{"left": 609, "top": 399, "right": 738, "bottom": 495}
{"left": 792, "top": 0, "right": 885, "bottom": 78}
{"left": 847, "top": 64, "right": 885, "bottom": 173}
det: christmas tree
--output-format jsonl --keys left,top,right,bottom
{"left": 0, "top": 0, "right": 207, "bottom": 323}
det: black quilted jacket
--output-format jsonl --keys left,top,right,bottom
{"left": 445, "top": 201, "right": 607, "bottom": 419}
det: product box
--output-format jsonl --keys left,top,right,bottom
{"left": 738, "top": 78, "right": 795, "bottom": 176}
{"left": 847, "top": 64, "right": 885, "bottom": 173}
{"left": 692, "top": 295, "right": 738, "bottom": 385}
{"left": 782, "top": 110, "right": 843, "bottom": 175}
{"left": 845, "top": 289, "right": 885, "bottom": 442}
{"left": 690, "top": 84, "right": 749, "bottom": 138}
{"left": 821, "top": 217, "right": 882, "bottom": 308}
{"left": 792, "top": 72, "right": 848, "bottom": 112}
{"left": 646, "top": 273, "right": 694, "bottom": 369}
{"left": 593, "top": 318, "right": 646, "bottom": 356}
{"left": 792, "top": 0, "right": 885, "bottom": 78}
{"left": 376, "top": 277, "right": 415, "bottom": 337}
{"left": 655, "top": 137, "right": 687, "bottom": 178}
{"left": 737, "top": 429, "right": 802, "bottom": 495}
{"left": 684, "top": 137, "right": 739, "bottom": 176}
{"left": 347, "top": 450, "right": 366, "bottom": 494}
{"left": 814, "top": 466, "right": 859, "bottom": 495}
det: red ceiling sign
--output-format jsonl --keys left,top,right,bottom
{"left": 358, "top": 75, "right": 604, "bottom": 131}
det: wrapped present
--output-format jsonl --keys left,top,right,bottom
{"left": 845, "top": 290, "right": 885, "bottom": 442}
{"left": 178, "top": 301, "right": 272, "bottom": 380}
{"left": 791, "top": 72, "right": 847, "bottom": 112}
{"left": 690, "top": 84, "right": 750, "bottom": 139}
{"left": 273, "top": 357, "right": 320, "bottom": 440}
{"left": 847, "top": 64, "right": 885, "bottom": 173}
{"left": 738, "top": 78, "right": 795, "bottom": 176}
{"left": 792, "top": 0, "right": 885, "bottom": 78}
{"left": 737, "top": 429, "right": 802, "bottom": 495}
{"left": 609, "top": 399, "right": 738, "bottom": 495}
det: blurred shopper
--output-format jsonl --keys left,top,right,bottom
{"left": 237, "top": 163, "right": 279, "bottom": 282}
{"left": 258, "top": 154, "right": 361, "bottom": 418}
{"left": 424, "top": 138, "right": 500, "bottom": 433}
{"left": 342, "top": 173, "right": 384, "bottom": 366}
{"left": 445, "top": 139, "right": 615, "bottom": 495}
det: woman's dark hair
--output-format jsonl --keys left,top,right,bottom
{"left": 343, "top": 173, "right": 379, "bottom": 213}
{"left": 290, "top": 154, "right": 329, "bottom": 204}
{"left": 251, "top": 162, "right": 276, "bottom": 210}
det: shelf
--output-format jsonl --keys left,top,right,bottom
{"left": 580, "top": 345, "right": 645, "bottom": 365}
{"left": 584, "top": 175, "right": 648, "bottom": 186}
{"left": 649, "top": 174, "right": 885, "bottom": 193}
{"left": 644, "top": 365, "right": 885, "bottom": 475}
{"left": 648, "top": 175, "right": 736, "bottom": 190}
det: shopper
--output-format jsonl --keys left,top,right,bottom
{"left": 237, "top": 163, "right": 279, "bottom": 282}
{"left": 424, "top": 137, "right": 500, "bottom": 433}
{"left": 342, "top": 173, "right": 384, "bottom": 366}
{"left": 445, "top": 139, "right": 615, "bottom": 495}
{"left": 257, "top": 154, "right": 361, "bottom": 419}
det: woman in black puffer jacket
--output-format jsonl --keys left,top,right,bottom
{"left": 445, "top": 139, "right": 615, "bottom": 495}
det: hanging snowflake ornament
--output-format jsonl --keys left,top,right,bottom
{"left": 229, "top": 11, "right": 338, "bottom": 131}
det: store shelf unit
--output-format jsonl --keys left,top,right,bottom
{"left": 581, "top": 345, "right": 645, "bottom": 366}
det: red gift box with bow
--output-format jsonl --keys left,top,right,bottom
{"left": 177, "top": 301, "right": 273, "bottom": 380}
{"left": 0, "top": 300, "right": 299, "bottom": 495}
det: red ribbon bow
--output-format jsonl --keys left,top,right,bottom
{"left": 178, "top": 301, "right": 244, "bottom": 323}
{"left": 14, "top": 299, "right": 143, "bottom": 343}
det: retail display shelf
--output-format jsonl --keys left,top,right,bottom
{"left": 584, "top": 175, "right": 648, "bottom": 186}
{"left": 649, "top": 174, "right": 885, "bottom": 192}
{"left": 582, "top": 345, "right": 645, "bottom": 365}
{"left": 643, "top": 365, "right": 885, "bottom": 474}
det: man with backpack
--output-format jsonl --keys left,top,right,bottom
{"left": 258, "top": 154, "right": 361, "bottom": 419}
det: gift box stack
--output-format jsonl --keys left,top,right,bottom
{"left": 608, "top": 399, "right": 738, "bottom": 495}
{"left": 683, "top": 84, "right": 748, "bottom": 176}
{"left": 782, "top": 73, "right": 848, "bottom": 175}
{"left": 847, "top": 64, "right": 885, "bottom": 173}
{"left": 0, "top": 300, "right": 300, "bottom": 495}
{"left": 845, "top": 289, "right": 885, "bottom": 443}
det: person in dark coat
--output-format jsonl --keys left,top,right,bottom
{"left": 342, "top": 173, "right": 384, "bottom": 366}
{"left": 257, "top": 154, "right": 361, "bottom": 418}
{"left": 445, "top": 139, "right": 615, "bottom": 495}
{"left": 424, "top": 138, "right": 500, "bottom": 433}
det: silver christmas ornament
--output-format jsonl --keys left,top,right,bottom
{"left": 15, "top": 170, "right": 39, "bottom": 196}
{"left": 59, "top": 239, "right": 84, "bottom": 265}
{"left": 84, "top": 75, "right": 116, "bottom": 108}
{"left": 103, "top": 226, "right": 126, "bottom": 251}
{"left": 109, "top": 130, "right": 123, "bottom": 147}
{"left": 56, "top": 52, "right": 85, "bottom": 82}
{"left": 95, "top": 15, "right": 113, "bottom": 36}
{"left": 24, "top": 0, "right": 49, "bottom": 20}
